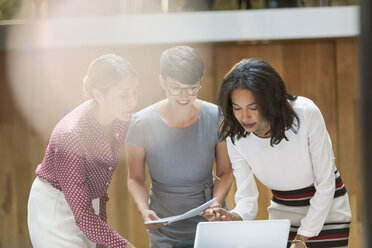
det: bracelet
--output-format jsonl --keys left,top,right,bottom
{"left": 291, "top": 239, "right": 307, "bottom": 248}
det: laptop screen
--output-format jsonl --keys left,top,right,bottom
{"left": 194, "top": 219, "right": 290, "bottom": 248}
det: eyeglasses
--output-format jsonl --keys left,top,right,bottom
{"left": 165, "top": 83, "right": 202, "bottom": 96}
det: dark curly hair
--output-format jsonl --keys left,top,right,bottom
{"left": 218, "top": 58, "right": 299, "bottom": 146}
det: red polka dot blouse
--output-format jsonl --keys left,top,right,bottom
{"left": 36, "top": 101, "right": 129, "bottom": 248}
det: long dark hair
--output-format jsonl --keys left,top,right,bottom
{"left": 218, "top": 58, "right": 299, "bottom": 146}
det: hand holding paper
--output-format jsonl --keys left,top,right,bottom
{"left": 143, "top": 209, "right": 166, "bottom": 230}
{"left": 145, "top": 198, "right": 217, "bottom": 225}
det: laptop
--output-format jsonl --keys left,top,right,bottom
{"left": 194, "top": 219, "right": 291, "bottom": 248}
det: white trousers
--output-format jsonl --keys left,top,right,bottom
{"left": 27, "top": 177, "right": 99, "bottom": 248}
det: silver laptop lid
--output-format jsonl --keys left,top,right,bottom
{"left": 194, "top": 219, "right": 291, "bottom": 248}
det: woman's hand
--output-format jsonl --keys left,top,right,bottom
{"left": 290, "top": 235, "right": 308, "bottom": 248}
{"left": 290, "top": 242, "right": 305, "bottom": 248}
{"left": 142, "top": 209, "right": 165, "bottom": 230}
{"left": 200, "top": 201, "right": 221, "bottom": 221}
{"left": 201, "top": 207, "right": 242, "bottom": 221}
{"left": 97, "top": 241, "right": 136, "bottom": 248}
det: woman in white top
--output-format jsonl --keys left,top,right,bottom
{"left": 211, "top": 58, "right": 352, "bottom": 248}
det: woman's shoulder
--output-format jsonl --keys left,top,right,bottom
{"left": 200, "top": 100, "right": 217, "bottom": 109}
{"left": 53, "top": 101, "right": 91, "bottom": 136}
{"left": 129, "top": 102, "right": 159, "bottom": 128}
{"left": 200, "top": 100, "right": 219, "bottom": 116}
{"left": 199, "top": 100, "right": 221, "bottom": 126}
{"left": 134, "top": 102, "right": 159, "bottom": 118}
{"left": 292, "top": 96, "right": 324, "bottom": 127}
{"left": 49, "top": 123, "right": 84, "bottom": 156}
{"left": 292, "top": 96, "right": 319, "bottom": 114}
{"left": 226, "top": 135, "right": 248, "bottom": 153}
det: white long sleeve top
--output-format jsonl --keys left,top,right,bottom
{"left": 228, "top": 96, "right": 336, "bottom": 237}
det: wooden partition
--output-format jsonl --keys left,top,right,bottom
{"left": 0, "top": 38, "right": 360, "bottom": 248}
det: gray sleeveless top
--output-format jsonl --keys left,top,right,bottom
{"left": 126, "top": 100, "right": 221, "bottom": 248}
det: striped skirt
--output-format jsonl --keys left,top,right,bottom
{"left": 269, "top": 171, "right": 352, "bottom": 248}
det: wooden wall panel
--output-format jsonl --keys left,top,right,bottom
{"left": 215, "top": 42, "right": 284, "bottom": 92}
{"left": 192, "top": 44, "right": 216, "bottom": 103}
{"left": 281, "top": 41, "right": 338, "bottom": 149}
{"left": 0, "top": 50, "right": 46, "bottom": 248}
{"left": 335, "top": 39, "right": 362, "bottom": 247}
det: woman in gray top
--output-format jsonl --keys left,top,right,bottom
{"left": 125, "top": 46, "right": 233, "bottom": 248}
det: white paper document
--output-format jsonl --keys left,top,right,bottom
{"left": 144, "top": 198, "right": 216, "bottom": 225}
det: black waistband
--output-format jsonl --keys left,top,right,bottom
{"left": 271, "top": 171, "right": 347, "bottom": 207}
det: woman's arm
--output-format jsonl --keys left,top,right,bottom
{"left": 225, "top": 138, "right": 259, "bottom": 220}
{"left": 213, "top": 141, "right": 233, "bottom": 206}
{"left": 55, "top": 133, "right": 130, "bottom": 248}
{"left": 205, "top": 139, "right": 259, "bottom": 221}
{"left": 290, "top": 235, "right": 309, "bottom": 248}
{"left": 126, "top": 144, "right": 164, "bottom": 230}
{"left": 296, "top": 103, "right": 336, "bottom": 238}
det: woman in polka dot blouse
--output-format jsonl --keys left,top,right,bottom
{"left": 27, "top": 54, "right": 137, "bottom": 248}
